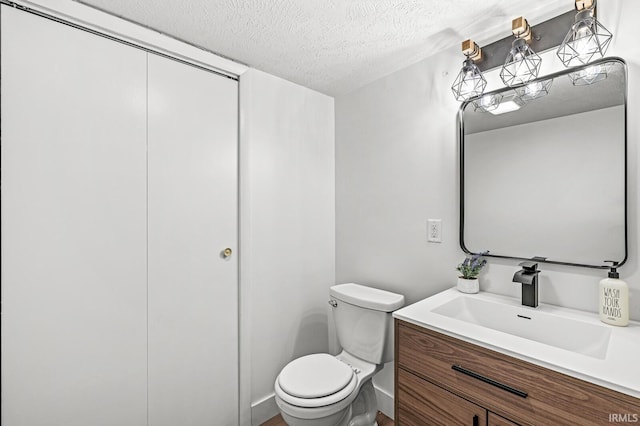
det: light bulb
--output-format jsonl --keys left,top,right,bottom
{"left": 525, "top": 81, "right": 542, "bottom": 97}
{"left": 472, "top": 93, "right": 503, "bottom": 113}
{"left": 480, "top": 96, "right": 493, "bottom": 108}
{"left": 516, "top": 78, "right": 552, "bottom": 101}
{"left": 576, "top": 24, "right": 591, "bottom": 39}
{"left": 577, "top": 64, "right": 602, "bottom": 83}
{"left": 514, "top": 67, "right": 527, "bottom": 84}
{"left": 513, "top": 51, "right": 525, "bottom": 62}
{"left": 461, "top": 73, "right": 479, "bottom": 96}
{"left": 570, "top": 63, "right": 608, "bottom": 85}
{"left": 573, "top": 24, "right": 599, "bottom": 61}
{"left": 510, "top": 57, "right": 529, "bottom": 85}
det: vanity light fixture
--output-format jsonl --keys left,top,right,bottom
{"left": 515, "top": 78, "right": 553, "bottom": 101}
{"left": 500, "top": 17, "right": 542, "bottom": 87}
{"left": 557, "top": 0, "right": 612, "bottom": 68}
{"left": 451, "top": 39, "right": 487, "bottom": 101}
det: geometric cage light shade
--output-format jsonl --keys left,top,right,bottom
{"left": 500, "top": 38, "right": 542, "bottom": 87}
{"left": 500, "top": 18, "right": 542, "bottom": 87}
{"left": 557, "top": 7, "right": 612, "bottom": 68}
{"left": 451, "top": 59, "right": 487, "bottom": 102}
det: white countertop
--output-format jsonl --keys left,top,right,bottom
{"left": 393, "top": 288, "right": 640, "bottom": 399}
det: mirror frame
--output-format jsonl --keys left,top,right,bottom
{"left": 458, "top": 57, "right": 628, "bottom": 269}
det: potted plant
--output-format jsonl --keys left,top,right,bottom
{"left": 456, "top": 251, "right": 488, "bottom": 293}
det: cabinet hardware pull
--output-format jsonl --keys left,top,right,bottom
{"left": 472, "top": 415, "right": 479, "bottom": 426}
{"left": 452, "top": 364, "right": 528, "bottom": 398}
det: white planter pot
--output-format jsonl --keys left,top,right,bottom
{"left": 457, "top": 277, "right": 479, "bottom": 294}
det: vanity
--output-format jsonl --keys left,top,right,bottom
{"left": 393, "top": 289, "right": 640, "bottom": 425}
{"left": 393, "top": 50, "right": 639, "bottom": 424}
{"left": 403, "top": 54, "right": 640, "bottom": 424}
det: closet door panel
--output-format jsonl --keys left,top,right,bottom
{"left": 147, "top": 54, "right": 239, "bottom": 426}
{"left": 1, "top": 6, "right": 148, "bottom": 426}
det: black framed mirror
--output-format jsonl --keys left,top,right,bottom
{"left": 459, "top": 57, "right": 627, "bottom": 269}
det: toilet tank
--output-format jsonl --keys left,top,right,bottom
{"left": 329, "top": 283, "right": 405, "bottom": 364}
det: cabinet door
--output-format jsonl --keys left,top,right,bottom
{"left": 397, "top": 369, "right": 487, "bottom": 425}
{"left": 147, "top": 54, "right": 239, "bottom": 426}
{"left": 489, "top": 412, "right": 520, "bottom": 426}
{"left": 1, "top": 6, "right": 148, "bottom": 426}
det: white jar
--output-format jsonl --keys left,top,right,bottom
{"left": 457, "top": 277, "right": 479, "bottom": 294}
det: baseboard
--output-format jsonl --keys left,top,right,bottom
{"left": 251, "top": 393, "right": 279, "bottom": 426}
{"left": 374, "top": 382, "right": 394, "bottom": 420}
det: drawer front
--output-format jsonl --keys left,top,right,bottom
{"left": 397, "top": 368, "right": 486, "bottom": 426}
{"left": 396, "top": 320, "right": 640, "bottom": 426}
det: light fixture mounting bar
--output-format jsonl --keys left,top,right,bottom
{"left": 462, "top": 39, "right": 482, "bottom": 62}
{"left": 476, "top": 10, "right": 575, "bottom": 72}
{"left": 575, "top": 0, "right": 595, "bottom": 11}
{"left": 512, "top": 16, "right": 532, "bottom": 41}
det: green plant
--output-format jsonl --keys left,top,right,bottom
{"left": 457, "top": 251, "right": 489, "bottom": 279}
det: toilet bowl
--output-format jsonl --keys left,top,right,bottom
{"left": 274, "top": 283, "right": 405, "bottom": 426}
{"left": 275, "top": 352, "right": 378, "bottom": 426}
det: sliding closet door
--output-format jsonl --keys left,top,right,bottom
{"left": 147, "top": 55, "right": 239, "bottom": 425}
{"left": 1, "top": 6, "right": 148, "bottom": 426}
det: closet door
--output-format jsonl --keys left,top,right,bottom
{"left": 147, "top": 54, "right": 238, "bottom": 425}
{"left": 1, "top": 6, "right": 148, "bottom": 426}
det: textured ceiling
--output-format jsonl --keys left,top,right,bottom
{"left": 76, "top": 0, "right": 569, "bottom": 96}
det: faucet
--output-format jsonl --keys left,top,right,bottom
{"left": 512, "top": 261, "right": 540, "bottom": 308}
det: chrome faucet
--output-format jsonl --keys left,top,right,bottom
{"left": 512, "top": 261, "right": 540, "bottom": 308}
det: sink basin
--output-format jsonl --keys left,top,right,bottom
{"left": 432, "top": 296, "right": 611, "bottom": 359}
{"left": 393, "top": 288, "right": 640, "bottom": 397}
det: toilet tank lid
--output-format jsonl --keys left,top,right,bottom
{"left": 330, "top": 283, "right": 405, "bottom": 312}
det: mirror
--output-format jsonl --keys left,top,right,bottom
{"left": 460, "top": 57, "right": 627, "bottom": 269}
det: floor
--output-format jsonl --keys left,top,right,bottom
{"left": 260, "top": 411, "right": 394, "bottom": 426}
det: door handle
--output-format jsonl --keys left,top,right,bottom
{"left": 222, "top": 248, "right": 232, "bottom": 258}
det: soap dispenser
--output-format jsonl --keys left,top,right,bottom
{"left": 599, "top": 261, "right": 629, "bottom": 326}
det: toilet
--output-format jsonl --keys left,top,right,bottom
{"left": 274, "top": 283, "right": 405, "bottom": 426}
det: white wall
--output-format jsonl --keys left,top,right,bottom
{"left": 240, "top": 68, "right": 335, "bottom": 426}
{"left": 336, "top": 0, "right": 640, "bottom": 415}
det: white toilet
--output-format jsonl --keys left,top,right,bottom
{"left": 274, "top": 283, "right": 405, "bottom": 426}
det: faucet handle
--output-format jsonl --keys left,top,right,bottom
{"left": 518, "top": 261, "right": 538, "bottom": 271}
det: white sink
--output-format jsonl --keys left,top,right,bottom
{"left": 431, "top": 295, "right": 611, "bottom": 359}
{"left": 393, "top": 288, "right": 640, "bottom": 398}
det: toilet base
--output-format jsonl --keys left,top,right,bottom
{"left": 280, "top": 406, "right": 351, "bottom": 426}
{"left": 281, "top": 411, "right": 378, "bottom": 426}
{"left": 346, "top": 380, "right": 378, "bottom": 426}
{"left": 278, "top": 380, "right": 379, "bottom": 426}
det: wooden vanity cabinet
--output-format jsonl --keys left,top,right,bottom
{"left": 395, "top": 319, "right": 640, "bottom": 426}
{"left": 397, "top": 368, "right": 486, "bottom": 425}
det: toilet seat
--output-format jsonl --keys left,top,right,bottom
{"left": 275, "top": 354, "right": 358, "bottom": 408}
